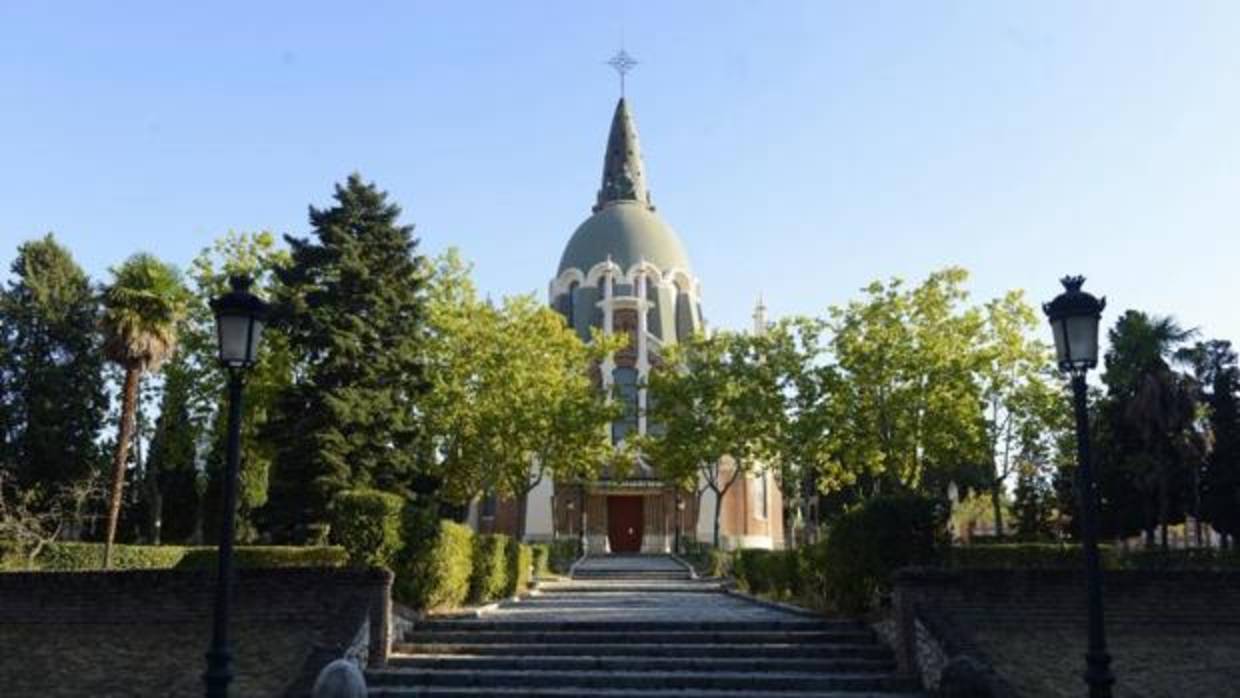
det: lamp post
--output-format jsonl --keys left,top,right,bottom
{"left": 204, "top": 275, "right": 268, "bottom": 698}
{"left": 1043, "top": 275, "right": 1113, "bottom": 698}
{"left": 674, "top": 492, "right": 685, "bottom": 555}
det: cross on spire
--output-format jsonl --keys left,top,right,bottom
{"left": 606, "top": 49, "right": 638, "bottom": 97}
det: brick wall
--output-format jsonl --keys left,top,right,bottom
{"left": 889, "top": 568, "right": 1240, "bottom": 695}
{"left": 0, "top": 567, "right": 392, "bottom": 697}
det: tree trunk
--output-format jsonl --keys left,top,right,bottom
{"left": 991, "top": 481, "right": 1005, "bottom": 539}
{"left": 104, "top": 367, "right": 141, "bottom": 568}
{"left": 712, "top": 488, "right": 723, "bottom": 549}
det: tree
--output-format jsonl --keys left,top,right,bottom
{"left": 182, "top": 231, "right": 292, "bottom": 543}
{"left": 1179, "top": 340, "right": 1240, "bottom": 546}
{"left": 99, "top": 254, "right": 188, "bottom": 566}
{"left": 0, "top": 469, "right": 104, "bottom": 567}
{"left": 265, "top": 175, "right": 428, "bottom": 540}
{"left": 141, "top": 354, "right": 200, "bottom": 544}
{"left": 0, "top": 235, "right": 107, "bottom": 497}
{"left": 1099, "top": 310, "right": 1197, "bottom": 548}
{"left": 644, "top": 330, "right": 784, "bottom": 547}
{"left": 826, "top": 268, "right": 988, "bottom": 496}
{"left": 419, "top": 251, "right": 621, "bottom": 535}
{"left": 1011, "top": 459, "right": 1056, "bottom": 540}
{"left": 976, "top": 290, "right": 1060, "bottom": 537}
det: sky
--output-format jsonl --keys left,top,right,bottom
{"left": 2, "top": 1, "right": 1238, "bottom": 347}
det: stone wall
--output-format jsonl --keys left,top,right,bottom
{"left": 889, "top": 567, "right": 1240, "bottom": 696}
{"left": 0, "top": 566, "right": 392, "bottom": 698}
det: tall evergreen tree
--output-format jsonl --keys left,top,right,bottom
{"left": 1181, "top": 340, "right": 1240, "bottom": 545}
{"left": 265, "top": 174, "right": 428, "bottom": 541}
{"left": 0, "top": 235, "right": 107, "bottom": 494}
{"left": 142, "top": 354, "right": 200, "bottom": 544}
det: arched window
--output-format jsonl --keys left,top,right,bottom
{"left": 566, "top": 281, "right": 580, "bottom": 328}
{"left": 611, "top": 367, "right": 639, "bottom": 443}
{"left": 751, "top": 474, "right": 768, "bottom": 520}
{"left": 646, "top": 279, "right": 661, "bottom": 340}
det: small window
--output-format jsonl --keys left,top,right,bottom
{"left": 752, "top": 474, "right": 768, "bottom": 520}
{"left": 481, "top": 493, "right": 498, "bottom": 518}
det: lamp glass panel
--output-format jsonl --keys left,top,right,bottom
{"left": 216, "top": 314, "right": 251, "bottom": 364}
{"left": 1050, "top": 318, "right": 1069, "bottom": 367}
{"left": 1065, "top": 314, "right": 1100, "bottom": 367}
{"left": 246, "top": 319, "right": 265, "bottom": 364}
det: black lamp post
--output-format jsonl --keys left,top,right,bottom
{"left": 204, "top": 275, "right": 268, "bottom": 698}
{"left": 1043, "top": 275, "right": 1113, "bottom": 698}
{"left": 674, "top": 492, "right": 685, "bottom": 555}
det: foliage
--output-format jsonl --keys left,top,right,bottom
{"left": 266, "top": 174, "right": 429, "bottom": 541}
{"left": 400, "top": 519, "right": 474, "bottom": 611}
{"left": 506, "top": 539, "right": 533, "bottom": 596}
{"left": 950, "top": 543, "right": 1119, "bottom": 570}
{"left": 31, "top": 542, "right": 345, "bottom": 571}
{"left": 1181, "top": 341, "right": 1240, "bottom": 540}
{"left": 141, "top": 353, "right": 200, "bottom": 544}
{"left": 823, "top": 493, "right": 948, "bottom": 613}
{"left": 0, "top": 235, "right": 107, "bottom": 492}
{"left": 469, "top": 534, "right": 510, "bottom": 604}
{"left": 547, "top": 538, "right": 579, "bottom": 575}
{"left": 183, "top": 231, "right": 292, "bottom": 543}
{"left": 681, "top": 539, "right": 731, "bottom": 578}
{"left": 1011, "top": 460, "right": 1057, "bottom": 541}
{"left": 420, "top": 251, "right": 622, "bottom": 524}
{"left": 826, "top": 268, "right": 989, "bottom": 496}
{"left": 331, "top": 489, "right": 405, "bottom": 568}
{"left": 0, "top": 470, "right": 105, "bottom": 567}
{"left": 530, "top": 543, "right": 550, "bottom": 578}
{"left": 99, "top": 252, "right": 190, "bottom": 567}
{"left": 643, "top": 330, "right": 784, "bottom": 547}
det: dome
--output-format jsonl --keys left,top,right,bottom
{"left": 558, "top": 201, "right": 691, "bottom": 275}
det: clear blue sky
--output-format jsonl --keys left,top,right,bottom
{"left": 3, "top": 1, "right": 1238, "bottom": 345}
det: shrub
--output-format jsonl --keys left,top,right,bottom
{"left": 330, "top": 489, "right": 405, "bottom": 568}
{"left": 469, "top": 534, "right": 510, "bottom": 604}
{"left": 506, "top": 540, "right": 533, "bottom": 597}
{"left": 530, "top": 544, "right": 550, "bottom": 578}
{"left": 733, "top": 549, "right": 801, "bottom": 599}
{"left": 681, "top": 539, "right": 730, "bottom": 578}
{"left": 548, "top": 538, "right": 579, "bottom": 575}
{"left": 950, "top": 543, "right": 1117, "bottom": 570}
{"left": 400, "top": 519, "right": 474, "bottom": 611}
{"left": 823, "top": 493, "right": 948, "bottom": 613}
{"left": 33, "top": 542, "right": 346, "bottom": 571}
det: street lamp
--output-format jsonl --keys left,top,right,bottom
{"left": 204, "top": 275, "right": 269, "bottom": 698}
{"left": 674, "top": 492, "right": 686, "bottom": 555}
{"left": 1043, "top": 275, "right": 1113, "bottom": 698}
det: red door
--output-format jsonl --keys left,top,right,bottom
{"left": 608, "top": 496, "right": 644, "bottom": 553}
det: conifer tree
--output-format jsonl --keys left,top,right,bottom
{"left": 142, "top": 354, "right": 200, "bottom": 544}
{"left": 0, "top": 235, "right": 107, "bottom": 494}
{"left": 265, "top": 175, "right": 428, "bottom": 540}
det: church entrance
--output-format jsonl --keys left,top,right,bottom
{"left": 607, "top": 496, "right": 644, "bottom": 553}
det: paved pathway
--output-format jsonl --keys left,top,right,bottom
{"left": 370, "top": 554, "right": 925, "bottom": 697}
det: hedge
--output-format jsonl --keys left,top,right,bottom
{"left": 33, "top": 542, "right": 346, "bottom": 571}
{"left": 506, "top": 540, "right": 533, "bottom": 597}
{"left": 530, "top": 544, "right": 551, "bottom": 578}
{"left": 331, "top": 489, "right": 405, "bottom": 568}
{"left": 681, "top": 539, "right": 730, "bottom": 578}
{"left": 401, "top": 520, "right": 474, "bottom": 611}
{"left": 950, "top": 543, "right": 1240, "bottom": 571}
{"left": 548, "top": 539, "right": 579, "bottom": 575}
{"left": 470, "top": 534, "right": 510, "bottom": 604}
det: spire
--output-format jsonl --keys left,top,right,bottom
{"left": 594, "top": 98, "right": 653, "bottom": 212}
{"left": 753, "top": 294, "right": 768, "bottom": 336}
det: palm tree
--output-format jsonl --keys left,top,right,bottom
{"left": 1103, "top": 311, "right": 1197, "bottom": 548}
{"left": 100, "top": 254, "right": 187, "bottom": 567}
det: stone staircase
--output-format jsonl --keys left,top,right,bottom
{"left": 368, "top": 555, "right": 923, "bottom": 697}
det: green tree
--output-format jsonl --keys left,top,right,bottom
{"left": 99, "top": 254, "right": 189, "bottom": 566}
{"left": 182, "top": 231, "right": 292, "bottom": 543}
{"left": 1011, "top": 459, "right": 1056, "bottom": 540}
{"left": 420, "top": 251, "right": 621, "bottom": 535}
{"left": 142, "top": 354, "right": 199, "bottom": 544}
{"left": 644, "top": 330, "right": 783, "bottom": 547}
{"left": 1100, "top": 310, "right": 1197, "bottom": 547}
{"left": 1179, "top": 340, "right": 1240, "bottom": 546}
{"left": 826, "top": 268, "right": 988, "bottom": 496}
{"left": 0, "top": 235, "right": 107, "bottom": 497}
{"left": 265, "top": 175, "right": 428, "bottom": 540}
{"left": 976, "top": 290, "right": 1061, "bottom": 537}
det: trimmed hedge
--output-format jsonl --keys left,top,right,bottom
{"left": 331, "top": 489, "right": 405, "bottom": 568}
{"left": 530, "top": 544, "right": 551, "bottom": 578}
{"left": 402, "top": 520, "right": 474, "bottom": 611}
{"left": 950, "top": 543, "right": 1240, "bottom": 571}
{"left": 548, "top": 538, "right": 579, "bottom": 575}
{"left": 470, "top": 534, "right": 510, "bottom": 604}
{"left": 33, "top": 542, "right": 346, "bottom": 571}
{"left": 506, "top": 540, "right": 533, "bottom": 597}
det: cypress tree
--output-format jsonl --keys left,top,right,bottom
{"left": 142, "top": 355, "right": 201, "bottom": 544}
{"left": 0, "top": 234, "right": 107, "bottom": 493}
{"left": 264, "top": 174, "right": 428, "bottom": 540}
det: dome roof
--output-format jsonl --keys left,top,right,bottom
{"left": 558, "top": 201, "right": 691, "bottom": 274}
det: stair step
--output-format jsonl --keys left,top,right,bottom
{"left": 410, "top": 620, "right": 856, "bottom": 632}
{"left": 369, "top": 687, "right": 926, "bottom": 698}
{"left": 402, "top": 630, "right": 874, "bottom": 645}
{"left": 393, "top": 643, "right": 894, "bottom": 660}
{"left": 387, "top": 654, "right": 896, "bottom": 674}
{"left": 366, "top": 668, "right": 921, "bottom": 692}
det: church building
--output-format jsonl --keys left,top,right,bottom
{"left": 470, "top": 94, "right": 784, "bottom": 552}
